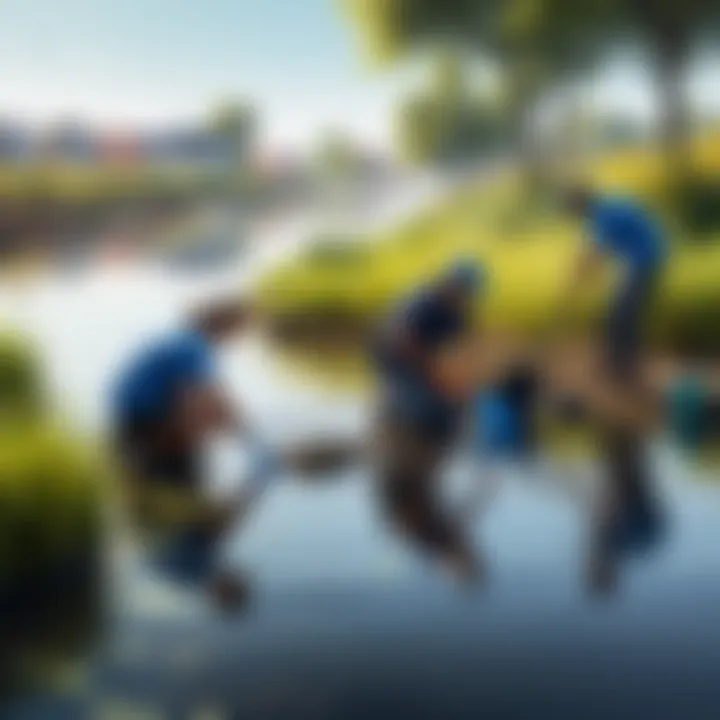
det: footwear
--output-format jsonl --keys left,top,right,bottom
{"left": 607, "top": 500, "right": 666, "bottom": 558}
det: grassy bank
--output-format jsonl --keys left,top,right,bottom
{"left": 0, "top": 332, "right": 105, "bottom": 672}
{"left": 257, "top": 135, "right": 720, "bottom": 354}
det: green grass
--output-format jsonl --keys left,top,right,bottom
{"left": 257, "top": 164, "right": 720, "bottom": 354}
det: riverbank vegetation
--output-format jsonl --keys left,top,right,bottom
{"left": 0, "top": 332, "right": 105, "bottom": 680}
{"left": 0, "top": 164, "right": 235, "bottom": 259}
{"left": 257, "top": 132, "right": 720, "bottom": 355}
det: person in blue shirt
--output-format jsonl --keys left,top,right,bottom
{"left": 557, "top": 187, "right": 670, "bottom": 594}
{"left": 112, "top": 296, "right": 361, "bottom": 610}
{"left": 111, "top": 297, "right": 262, "bottom": 609}
{"left": 371, "top": 259, "right": 485, "bottom": 585}
{"left": 560, "top": 186, "right": 667, "bottom": 384}
{"left": 373, "top": 260, "right": 484, "bottom": 441}
{"left": 113, "top": 298, "right": 251, "bottom": 493}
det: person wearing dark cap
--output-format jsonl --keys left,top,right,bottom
{"left": 370, "top": 259, "right": 486, "bottom": 585}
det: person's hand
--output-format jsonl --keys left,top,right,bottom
{"left": 207, "top": 492, "right": 254, "bottom": 536}
{"left": 433, "top": 346, "right": 477, "bottom": 401}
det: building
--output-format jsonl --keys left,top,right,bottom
{"left": 39, "top": 118, "right": 97, "bottom": 162}
{"left": 142, "top": 128, "right": 231, "bottom": 168}
{"left": 0, "top": 120, "right": 33, "bottom": 162}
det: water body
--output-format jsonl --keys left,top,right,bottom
{"left": 3, "top": 225, "right": 720, "bottom": 718}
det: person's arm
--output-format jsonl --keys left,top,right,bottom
{"left": 432, "top": 333, "right": 534, "bottom": 402}
{"left": 176, "top": 383, "right": 225, "bottom": 430}
{"left": 391, "top": 323, "right": 433, "bottom": 378}
{"left": 573, "top": 241, "right": 606, "bottom": 292}
{"left": 173, "top": 333, "right": 248, "bottom": 441}
{"left": 548, "top": 351, "right": 661, "bottom": 433}
{"left": 583, "top": 380, "right": 660, "bottom": 432}
{"left": 175, "top": 382, "right": 247, "bottom": 443}
{"left": 553, "top": 241, "right": 607, "bottom": 333}
{"left": 394, "top": 297, "right": 490, "bottom": 399}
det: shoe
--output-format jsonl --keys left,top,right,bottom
{"left": 607, "top": 500, "right": 667, "bottom": 558}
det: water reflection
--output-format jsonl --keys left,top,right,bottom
{"left": 3, "top": 265, "right": 720, "bottom": 719}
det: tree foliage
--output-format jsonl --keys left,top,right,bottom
{"left": 314, "top": 131, "right": 365, "bottom": 180}
{"left": 615, "top": 0, "right": 720, "bottom": 149}
{"left": 342, "top": 0, "right": 612, "bottom": 169}
{"left": 207, "top": 99, "right": 256, "bottom": 167}
{"left": 396, "top": 52, "right": 506, "bottom": 166}
{"left": 342, "top": 0, "right": 500, "bottom": 65}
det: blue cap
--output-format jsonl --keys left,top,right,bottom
{"left": 444, "top": 259, "right": 485, "bottom": 293}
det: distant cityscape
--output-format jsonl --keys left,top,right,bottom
{"left": 0, "top": 115, "right": 396, "bottom": 166}
{"left": 0, "top": 116, "right": 240, "bottom": 168}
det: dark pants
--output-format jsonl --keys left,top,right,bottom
{"left": 115, "top": 415, "right": 201, "bottom": 490}
{"left": 598, "top": 427, "right": 665, "bottom": 557}
{"left": 151, "top": 528, "right": 219, "bottom": 586}
{"left": 604, "top": 266, "right": 659, "bottom": 382}
{"left": 372, "top": 406, "right": 462, "bottom": 556}
{"left": 115, "top": 417, "right": 219, "bottom": 588}
{"left": 370, "top": 341, "right": 466, "bottom": 555}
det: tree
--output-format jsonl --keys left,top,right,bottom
{"left": 395, "top": 52, "right": 506, "bottom": 166}
{"left": 395, "top": 91, "right": 447, "bottom": 166}
{"left": 314, "top": 131, "right": 365, "bottom": 180}
{"left": 207, "top": 99, "right": 256, "bottom": 170}
{"left": 491, "top": 0, "right": 614, "bottom": 180}
{"left": 616, "top": 1, "right": 720, "bottom": 169}
{"left": 342, "top": 0, "right": 500, "bottom": 66}
{"left": 342, "top": 0, "right": 612, "bottom": 176}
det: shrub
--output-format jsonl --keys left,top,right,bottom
{"left": 0, "top": 331, "right": 46, "bottom": 421}
{"left": 676, "top": 176, "right": 720, "bottom": 236}
{"left": 0, "top": 423, "right": 105, "bottom": 591}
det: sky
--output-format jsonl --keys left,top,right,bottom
{"left": 0, "top": 0, "right": 412, "bottom": 151}
{"left": 0, "top": 0, "right": 717, "bottom": 153}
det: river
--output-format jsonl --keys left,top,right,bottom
{"left": 3, "top": 199, "right": 720, "bottom": 718}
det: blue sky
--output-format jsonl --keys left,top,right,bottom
{"left": 0, "top": 0, "right": 413, "bottom": 148}
{"left": 0, "top": 0, "right": 717, "bottom": 151}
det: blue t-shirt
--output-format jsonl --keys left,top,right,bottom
{"left": 590, "top": 197, "right": 666, "bottom": 272}
{"left": 113, "top": 331, "right": 215, "bottom": 425}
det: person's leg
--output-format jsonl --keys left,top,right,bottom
{"left": 114, "top": 417, "right": 205, "bottom": 530}
{"left": 604, "top": 268, "right": 657, "bottom": 386}
{"left": 588, "top": 425, "right": 665, "bottom": 596}
{"left": 373, "top": 411, "right": 482, "bottom": 585}
{"left": 116, "top": 417, "right": 253, "bottom": 610}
